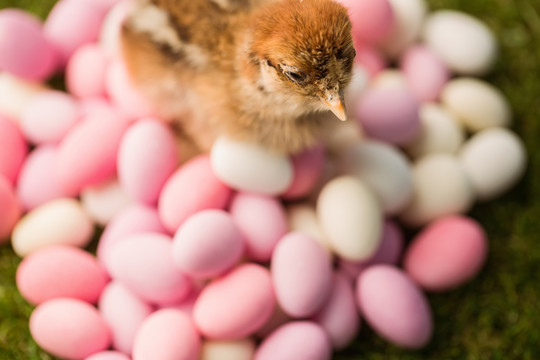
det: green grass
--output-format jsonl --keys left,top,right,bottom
{"left": 1, "top": 0, "right": 539, "bottom": 359}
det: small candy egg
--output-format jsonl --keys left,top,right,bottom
{"left": 282, "top": 145, "right": 325, "bottom": 200}
{"left": 337, "top": 0, "right": 395, "bottom": 45}
{"left": 30, "top": 298, "right": 111, "bottom": 359}
{"left": 370, "top": 69, "right": 408, "bottom": 90}
{"left": 158, "top": 155, "right": 232, "bottom": 233}
{"left": 317, "top": 176, "right": 382, "bottom": 261}
{"left": 404, "top": 103, "right": 465, "bottom": 159}
{"left": 441, "top": 77, "right": 512, "bottom": 132}
{"left": 0, "top": 114, "right": 28, "bottom": 184}
{"left": 338, "top": 140, "right": 413, "bottom": 215}
{"left": 66, "top": 43, "right": 109, "bottom": 98}
{"left": 193, "top": 264, "right": 275, "bottom": 339}
{"left": 459, "top": 127, "right": 527, "bottom": 201}
{"left": 254, "top": 321, "right": 331, "bottom": 360}
{"left": 312, "top": 273, "right": 359, "bottom": 350}
{"left": 80, "top": 178, "right": 134, "bottom": 226}
{"left": 16, "top": 245, "right": 108, "bottom": 305}
{"left": 99, "top": 0, "right": 133, "bottom": 58}
{"left": 400, "top": 154, "right": 474, "bottom": 227}
{"left": 0, "top": 175, "right": 21, "bottom": 242}
{"left": 0, "top": 72, "right": 47, "bottom": 120}
{"left": 210, "top": 136, "right": 293, "bottom": 195}
{"left": 132, "top": 309, "right": 201, "bottom": 360}
{"left": 0, "top": 9, "right": 58, "bottom": 81}
{"left": 229, "top": 192, "right": 288, "bottom": 262}
{"left": 401, "top": 45, "right": 450, "bottom": 102}
{"left": 356, "top": 87, "right": 421, "bottom": 145}
{"left": 12, "top": 198, "right": 94, "bottom": 257}
{"left": 404, "top": 215, "right": 487, "bottom": 291}
{"left": 85, "top": 351, "right": 131, "bottom": 360}
{"left": 357, "top": 265, "right": 433, "bottom": 348}
{"left": 172, "top": 210, "right": 244, "bottom": 278}
{"left": 19, "top": 90, "right": 81, "bottom": 145}
{"left": 107, "top": 233, "right": 192, "bottom": 306}
{"left": 200, "top": 339, "right": 256, "bottom": 360}
{"left": 286, "top": 203, "right": 331, "bottom": 252}
{"left": 423, "top": 10, "right": 497, "bottom": 75}
{"left": 117, "top": 118, "right": 179, "bottom": 205}
{"left": 99, "top": 281, "right": 153, "bottom": 355}
{"left": 271, "top": 232, "right": 332, "bottom": 318}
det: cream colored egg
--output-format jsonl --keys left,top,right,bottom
{"left": 200, "top": 338, "right": 256, "bottom": 360}
{"left": 317, "top": 176, "right": 382, "bottom": 261}
{"left": 441, "top": 77, "right": 511, "bottom": 132}
{"left": 459, "top": 127, "right": 526, "bottom": 201}
{"left": 12, "top": 198, "right": 94, "bottom": 257}
{"left": 0, "top": 73, "right": 46, "bottom": 120}
{"left": 371, "top": 69, "right": 408, "bottom": 90}
{"left": 381, "top": 0, "right": 428, "bottom": 57}
{"left": 80, "top": 178, "right": 134, "bottom": 226}
{"left": 286, "top": 203, "right": 332, "bottom": 253}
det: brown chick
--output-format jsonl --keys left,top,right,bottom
{"left": 121, "top": 0, "right": 355, "bottom": 154}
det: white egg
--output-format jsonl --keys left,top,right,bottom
{"left": 381, "top": 0, "right": 428, "bottom": 57}
{"left": 80, "top": 178, "right": 134, "bottom": 226}
{"left": 286, "top": 203, "right": 332, "bottom": 253}
{"left": 200, "top": 339, "right": 256, "bottom": 360}
{"left": 371, "top": 69, "right": 408, "bottom": 90}
{"left": 0, "top": 72, "right": 46, "bottom": 120}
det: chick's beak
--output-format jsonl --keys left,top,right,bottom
{"left": 320, "top": 88, "right": 347, "bottom": 121}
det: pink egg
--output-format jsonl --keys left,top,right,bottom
{"left": 193, "top": 264, "right": 275, "bottom": 339}
{"left": 158, "top": 155, "right": 232, "bottom": 233}
{"left": 401, "top": 45, "right": 450, "bottom": 102}
{"left": 0, "top": 174, "right": 21, "bottom": 242}
{"left": 282, "top": 145, "right": 325, "bottom": 200}
{"left": 0, "top": 114, "right": 28, "bottom": 184}
{"left": 44, "top": 0, "right": 107, "bottom": 66}
{"left": 99, "top": 281, "right": 153, "bottom": 354}
{"left": 16, "top": 245, "right": 108, "bottom": 305}
{"left": 172, "top": 210, "right": 244, "bottom": 278}
{"left": 356, "top": 87, "right": 421, "bottom": 145}
{"left": 118, "top": 118, "right": 179, "bottom": 205}
{"left": 271, "top": 232, "right": 332, "bottom": 318}
{"left": 133, "top": 309, "right": 201, "bottom": 360}
{"left": 85, "top": 351, "right": 131, "bottom": 360}
{"left": 30, "top": 298, "right": 112, "bottom": 359}
{"left": 0, "top": 9, "right": 58, "bottom": 81}
{"left": 357, "top": 265, "right": 433, "bottom": 349}
{"left": 67, "top": 43, "right": 109, "bottom": 98}
{"left": 404, "top": 215, "right": 488, "bottom": 291}
{"left": 354, "top": 44, "right": 387, "bottom": 77}
{"left": 337, "top": 0, "right": 395, "bottom": 45}
{"left": 107, "top": 233, "right": 193, "bottom": 305}
{"left": 312, "top": 273, "right": 359, "bottom": 350}
{"left": 254, "top": 321, "right": 331, "bottom": 360}
{"left": 20, "top": 90, "right": 81, "bottom": 145}
{"left": 55, "top": 111, "right": 128, "bottom": 195}
{"left": 229, "top": 192, "right": 288, "bottom": 262}
{"left": 97, "top": 204, "right": 168, "bottom": 266}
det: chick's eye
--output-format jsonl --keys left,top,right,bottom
{"left": 284, "top": 70, "right": 306, "bottom": 84}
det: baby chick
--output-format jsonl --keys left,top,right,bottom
{"left": 121, "top": 0, "right": 355, "bottom": 154}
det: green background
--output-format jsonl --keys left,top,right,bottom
{"left": 0, "top": 0, "right": 539, "bottom": 359}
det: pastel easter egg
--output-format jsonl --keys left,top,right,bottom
{"left": 0, "top": 113, "right": 27, "bottom": 184}
{"left": 317, "top": 176, "right": 383, "bottom": 261}
{"left": 159, "top": 155, "right": 232, "bottom": 233}
{"left": 271, "top": 232, "right": 332, "bottom": 318}
{"left": 423, "top": 10, "right": 497, "bottom": 75}
{"left": 353, "top": 45, "right": 387, "bottom": 78}
{"left": 30, "top": 298, "right": 111, "bottom": 359}
{"left": 400, "top": 154, "right": 474, "bottom": 227}
{"left": 0, "top": 9, "right": 58, "bottom": 81}
{"left": 107, "top": 233, "right": 192, "bottom": 305}
{"left": 210, "top": 136, "right": 293, "bottom": 195}
{"left": 85, "top": 351, "right": 131, "bottom": 360}
{"left": 193, "top": 264, "right": 275, "bottom": 339}
{"left": 12, "top": 198, "right": 94, "bottom": 257}
{"left": 118, "top": 118, "right": 179, "bottom": 205}
{"left": 337, "top": 0, "right": 395, "bottom": 45}
{"left": 80, "top": 178, "right": 134, "bottom": 226}
{"left": 229, "top": 192, "right": 288, "bottom": 262}
{"left": 371, "top": 69, "right": 408, "bottom": 90}
{"left": 0, "top": 72, "right": 47, "bottom": 120}
{"left": 0, "top": 174, "right": 21, "bottom": 242}
{"left": 99, "top": 0, "right": 133, "bottom": 58}
{"left": 66, "top": 43, "right": 109, "bottom": 98}
{"left": 404, "top": 215, "right": 488, "bottom": 291}
{"left": 16, "top": 245, "right": 108, "bottom": 305}
{"left": 356, "top": 87, "right": 421, "bottom": 145}
{"left": 56, "top": 111, "right": 128, "bottom": 195}
{"left": 254, "top": 321, "right": 331, "bottom": 360}
{"left": 401, "top": 45, "right": 450, "bottom": 102}
{"left": 132, "top": 309, "right": 201, "bottom": 360}
{"left": 172, "top": 210, "right": 244, "bottom": 278}
{"left": 200, "top": 339, "right": 256, "bottom": 360}
{"left": 338, "top": 140, "right": 413, "bottom": 215}
{"left": 459, "top": 127, "right": 527, "bottom": 201}
{"left": 357, "top": 265, "right": 433, "bottom": 348}
{"left": 286, "top": 203, "right": 331, "bottom": 253}
{"left": 441, "top": 77, "right": 512, "bottom": 132}
{"left": 282, "top": 145, "right": 325, "bottom": 200}
{"left": 99, "top": 282, "right": 153, "bottom": 354}
{"left": 44, "top": 0, "right": 108, "bottom": 66}
{"left": 312, "top": 273, "right": 359, "bottom": 350}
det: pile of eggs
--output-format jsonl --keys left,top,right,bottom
{"left": 0, "top": 0, "right": 528, "bottom": 359}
